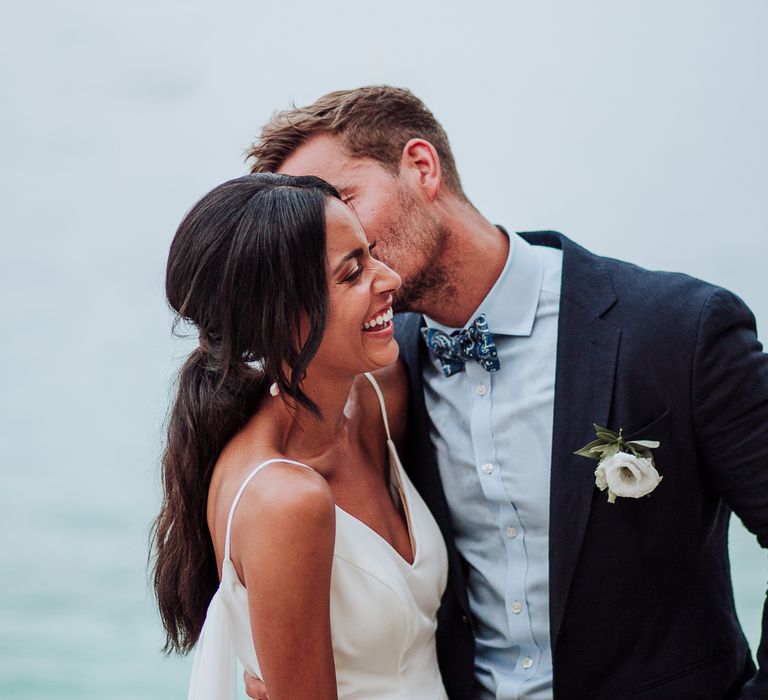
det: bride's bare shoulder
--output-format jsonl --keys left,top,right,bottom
{"left": 221, "top": 452, "right": 332, "bottom": 519}
{"left": 209, "top": 440, "right": 334, "bottom": 564}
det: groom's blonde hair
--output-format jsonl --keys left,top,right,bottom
{"left": 246, "top": 85, "right": 465, "bottom": 197}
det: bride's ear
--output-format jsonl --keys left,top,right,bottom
{"left": 399, "top": 138, "right": 442, "bottom": 202}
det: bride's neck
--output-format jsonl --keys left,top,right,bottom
{"left": 269, "top": 372, "right": 357, "bottom": 466}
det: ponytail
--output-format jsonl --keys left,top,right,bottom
{"left": 152, "top": 347, "right": 263, "bottom": 653}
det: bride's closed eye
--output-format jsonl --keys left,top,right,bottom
{"left": 343, "top": 264, "right": 365, "bottom": 284}
{"left": 341, "top": 242, "right": 378, "bottom": 284}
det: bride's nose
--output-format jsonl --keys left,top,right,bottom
{"left": 373, "top": 260, "right": 401, "bottom": 295}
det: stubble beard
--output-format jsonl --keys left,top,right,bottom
{"left": 381, "top": 190, "right": 456, "bottom": 315}
{"left": 392, "top": 247, "right": 452, "bottom": 314}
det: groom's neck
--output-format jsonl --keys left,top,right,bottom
{"left": 415, "top": 202, "right": 509, "bottom": 328}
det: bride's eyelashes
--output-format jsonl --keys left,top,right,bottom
{"left": 340, "top": 242, "right": 378, "bottom": 284}
{"left": 343, "top": 264, "right": 365, "bottom": 284}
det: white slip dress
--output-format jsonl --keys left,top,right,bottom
{"left": 187, "top": 372, "right": 449, "bottom": 699}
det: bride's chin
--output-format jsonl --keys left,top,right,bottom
{"left": 365, "top": 343, "right": 400, "bottom": 370}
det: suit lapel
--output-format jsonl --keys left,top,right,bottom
{"left": 530, "top": 233, "right": 621, "bottom": 646}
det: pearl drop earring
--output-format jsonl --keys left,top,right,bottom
{"left": 269, "top": 382, "right": 280, "bottom": 397}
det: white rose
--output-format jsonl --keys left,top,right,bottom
{"left": 595, "top": 451, "right": 662, "bottom": 503}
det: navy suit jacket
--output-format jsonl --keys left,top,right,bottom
{"left": 394, "top": 232, "right": 768, "bottom": 699}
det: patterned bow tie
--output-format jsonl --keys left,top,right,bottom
{"left": 421, "top": 314, "right": 501, "bottom": 377}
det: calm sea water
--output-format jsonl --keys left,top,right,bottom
{"left": 0, "top": 463, "right": 763, "bottom": 699}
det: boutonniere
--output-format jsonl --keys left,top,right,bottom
{"left": 575, "top": 424, "right": 662, "bottom": 503}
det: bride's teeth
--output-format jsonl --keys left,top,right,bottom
{"left": 362, "top": 308, "right": 393, "bottom": 331}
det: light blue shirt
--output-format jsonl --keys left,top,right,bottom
{"left": 423, "top": 232, "right": 563, "bottom": 700}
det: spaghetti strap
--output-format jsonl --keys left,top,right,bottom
{"left": 363, "top": 372, "right": 392, "bottom": 442}
{"left": 223, "top": 458, "right": 313, "bottom": 562}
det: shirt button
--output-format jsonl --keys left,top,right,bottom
{"left": 511, "top": 600, "right": 523, "bottom": 614}
{"left": 474, "top": 384, "right": 487, "bottom": 396}
{"left": 506, "top": 526, "right": 518, "bottom": 538}
{"left": 521, "top": 656, "right": 534, "bottom": 670}
{"left": 481, "top": 462, "right": 494, "bottom": 474}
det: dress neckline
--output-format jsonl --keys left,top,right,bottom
{"left": 334, "top": 438, "right": 416, "bottom": 568}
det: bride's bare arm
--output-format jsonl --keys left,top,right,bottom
{"left": 232, "top": 465, "right": 337, "bottom": 700}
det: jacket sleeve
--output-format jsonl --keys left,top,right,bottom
{"left": 692, "top": 287, "right": 768, "bottom": 698}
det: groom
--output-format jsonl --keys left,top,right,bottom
{"left": 246, "top": 86, "right": 767, "bottom": 699}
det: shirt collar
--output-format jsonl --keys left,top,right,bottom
{"left": 424, "top": 228, "right": 544, "bottom": 337}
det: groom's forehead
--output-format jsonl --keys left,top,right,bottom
{"left": 278, "top": 134, "right": 382, "bottom": 192}
{"left": 278, "top": 134, "right": 350, "bottom": 176}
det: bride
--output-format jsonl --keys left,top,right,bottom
{"left": 151, "top": 173, "right": 448, "bottom": 699}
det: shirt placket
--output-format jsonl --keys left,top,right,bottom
{"left": 466, "top": 361, "right": 542, "bottom": 697}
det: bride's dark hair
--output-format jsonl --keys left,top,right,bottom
{"left": 152, "top": 173, "right": 341, "bottom": 654}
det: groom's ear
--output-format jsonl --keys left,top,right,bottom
{"left": 399, "top": 138, "right": 442, "bottom": 202}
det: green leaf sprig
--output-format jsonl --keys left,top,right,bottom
{"left": 574, "top": 424, "right": 660, "bottom": 462}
